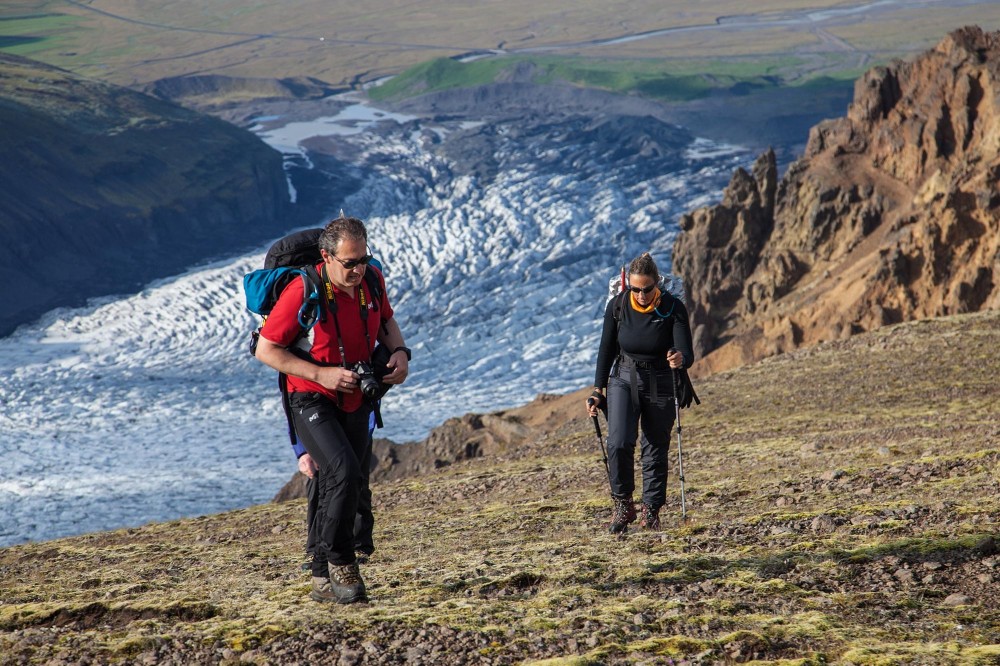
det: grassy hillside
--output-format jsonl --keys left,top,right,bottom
{"left": 2, "top": 309, "right": 998, "bottom": 664}
{"left": 367, "top": 54, "right": 861, "bottom": 103}
{"left": 3, "top": 0, "right": 999, "bottom": 91}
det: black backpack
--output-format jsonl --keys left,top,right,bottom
{"left": 244, "top": 227, "right": 385, "bottom": 350}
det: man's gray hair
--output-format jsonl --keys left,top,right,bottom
{"left": 319, "top": 214, "right": 368, "bottom": 254}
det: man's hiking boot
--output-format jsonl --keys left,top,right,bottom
{"left": 331, "top": 562, "right": 368, "bottom": 603}
{"left": 311, "top": 563, "right": 367, "bottom": 604}
{"left": 609, "top": 495, "right": 636, "bottom": 534}
{"left": 639, "top": 503, "right": 661, "bottom": 530}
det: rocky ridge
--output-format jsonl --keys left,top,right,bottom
{"left": 674, "top": 26, "right": 1000, "bottom": 374}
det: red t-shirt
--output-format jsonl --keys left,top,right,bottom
{"left": 260, "top": 264, "right": 394, "bottom": 413}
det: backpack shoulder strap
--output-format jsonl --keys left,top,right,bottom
{"left": 364, "top": 266, "right": 388, "bottom": 333}
{"left": 301, "top": 265, "right": 327, "bottom": 321}
{"left": 364, "top": 267, "right": 382, "bottom": 307}
{"left": 612, "top": 290, "right": 627, "bottom": 322}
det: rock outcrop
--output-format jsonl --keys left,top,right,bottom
{"left": 674, "top": 26, "right": 1000, "bottom": 374}
{"left": 273, "top": 392, "right": 587, "bottom": 501}
{"left": 0, "top": 54, "right": 302, "bottom": 335}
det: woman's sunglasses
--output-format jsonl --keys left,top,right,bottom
{"left": 629, "top": 284, "right": 655, "bottom": 294}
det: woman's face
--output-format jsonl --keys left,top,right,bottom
{"left": 628, "top": 273, "right": 657, "bottom": 307}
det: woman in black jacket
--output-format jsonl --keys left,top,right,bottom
{"left": 587, "top": 252, "right": 694, "bottom": 533}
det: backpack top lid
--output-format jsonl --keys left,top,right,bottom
{"left": 264, "top": 227, "right": 324, "bottom": 270}
{"left": 606, "top": 265, "right": 687, "bottom": 307}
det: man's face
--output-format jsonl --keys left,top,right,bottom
{"left": 322, "top": 237, "right": 369, "bottom": 291}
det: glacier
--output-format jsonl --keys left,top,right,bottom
{"left": 0, "top": 94, "right": 752, "bottom": 546}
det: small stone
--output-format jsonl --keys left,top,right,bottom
{"left": 820, "top": 469, "right": 846, "bottom": 481}
{"left": 924, "top": 561, "right": 943, "bottom": 570}
{"left": 811, "top": 515, "right": 836, "bottom": 532}
{"left": 975, "top": 536, "right": 999, "bottom": 556}
{"left": 876, "top": 446, "right": 891, "bottom": 456}
{"left": 943, "top": 593, "right": 972, "bottom": 607}
{"left": 977, "top": 573, "right": 993, "bottom": 584}
{"left": 894, "top": 568, "right": 915, "bottom": 584}
{"left": 338, "top": 649, "right": 363, "bottom": 666}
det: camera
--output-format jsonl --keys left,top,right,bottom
{"left": 352, "top": 361, "right": 382, "bottom": 400}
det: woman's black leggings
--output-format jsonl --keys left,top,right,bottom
{"left": 606, "top": 366, "right": 675, "bottom": 509}
{"left": 290, "top": 392, "right": 372, "bottom": 573}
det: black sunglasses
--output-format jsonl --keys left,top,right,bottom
{"left": 629, "top": 284, "right": 655, "bottom": 294}
{"left": 331, "top": 254, "right": 373, "bottom": 269}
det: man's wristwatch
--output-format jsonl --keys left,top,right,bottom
{"left": 392, "top": 346, "right": 412, "bottom": 361}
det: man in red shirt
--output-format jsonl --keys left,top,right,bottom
{"left": 255, "top": 215, "right": 410, "bottom": 604}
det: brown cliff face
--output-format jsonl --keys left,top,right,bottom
{"left": 674, "top": 26, "right": 1000, "bottom": 375}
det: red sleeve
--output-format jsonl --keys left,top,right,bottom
{"left": 259, "top": 274, "right": 306, "bottom": 346}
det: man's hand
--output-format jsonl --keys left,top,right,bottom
{"left": 316, "top": 366, "right": 361, "bottom": 393}
{"left": 666, "top": 349, "right": 684, "bottom": 369}
{"left": 382, "top": 349, "right": 409, "bottom": 384}
{"left": 298, "top": 453, "right": 317, "bottom": 478}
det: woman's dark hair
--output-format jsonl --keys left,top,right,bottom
{"left": 319, "top": 214, "right": 368, "bottom": 255}
{"left": 628, "top": 252, "right": 659, "bottom": 282}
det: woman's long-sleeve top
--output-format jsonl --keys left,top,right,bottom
{"left": 594, "top": 291, "right": 694, "bottom": 389}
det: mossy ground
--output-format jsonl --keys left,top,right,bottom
{"left": 1, "top": 311, "right": 998, "bottom": 664}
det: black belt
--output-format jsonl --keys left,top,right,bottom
{"left": 618, "top": 355, "right": 668, "bottom": 370}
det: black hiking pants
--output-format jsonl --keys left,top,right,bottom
{"left": 290, "top": 392, "right": 372, "bottom": 576}
{"left": 606, "top": 364, "right": 675, "bottom": 509}
{"left": 305, "top": 416, "right": 375, "bottom": 558}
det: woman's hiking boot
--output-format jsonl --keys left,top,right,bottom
{"left": 609, "top": 495, "right": 637, "bottom": 534}
{"left": 639, "top": 503, "right": 661, "bottom": 530}
{"left": 311, "top": 562, "right": 367, "bottom": 604}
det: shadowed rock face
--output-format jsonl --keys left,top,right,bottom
{"left": 674, "top": 26, "right": 1000, "bottom": 375}
{"left": 0, "top": 54, "right": 300, "bottom": 336}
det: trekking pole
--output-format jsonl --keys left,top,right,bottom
{"left": 671, "top": 364, "right": 688, "bottom": 521}
{"left": 587, "top": 398, "right": 612, "bottom": 487}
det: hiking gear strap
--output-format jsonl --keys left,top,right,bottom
{"left": 279, "top": 373, "right": 296, "bottom": 448}
{"left": 321, "top": 264, "right": 375, "bottom": 366}
{"left": 618, "top": 354, "right": 661, "bottom": 408}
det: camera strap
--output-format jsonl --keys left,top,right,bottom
{"left": 321, "top": 263, "right": 376, "bottom": 367}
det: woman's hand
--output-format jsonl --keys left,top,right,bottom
{"left": 667, "top": 349, "right": 684, "bottom": 369}
{"left": 587, "top": 389, "right": 605, "bottom": 417}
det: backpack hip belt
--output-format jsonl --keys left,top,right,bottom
{"left": 616, "top": 353, "right": 669, "bottom": 406}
